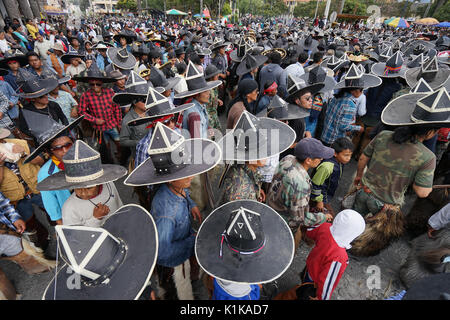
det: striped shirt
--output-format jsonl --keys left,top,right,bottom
{"left": 321, "top": 92, "right": 361, "bottom": 145}
{"left": 0, "top": 91, "right": 14, "bottom": 130}
{"left": 0, "top": 191, "right": 22, "bottom": 231}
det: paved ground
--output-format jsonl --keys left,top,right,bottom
{"left": 0, "top": 112, "right": 418, "bottom": 300}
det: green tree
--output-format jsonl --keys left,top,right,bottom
{"left": 432, "top": 0, "right": 450, "bottom": 21}
{"left": 117, "top": 0, "right": 138, "bottom": 11}
{"left": 341, "top": 0, "right": 367, "bottom": 15}
{"left": 222, "top": 2, "right": 232, "bottom": 16}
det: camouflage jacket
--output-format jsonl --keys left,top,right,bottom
{"left": 267, "top": 155, "right": 326, "bottom": 231}
{"left": 206, "top": 87, "right": 222, "bottom": 132}
{"left": 221, "top": 164, "right": 263, "bottom": 204}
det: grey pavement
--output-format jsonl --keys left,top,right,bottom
{"left": 0, "top": 111, "right": 416, "bottom": 300}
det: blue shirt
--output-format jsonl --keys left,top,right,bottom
{"left": 0, "top": 80, "right": 19, "bottom": 119}
{"left": 0, "top": 191, "right": 22, "bottom": 231}
{"left": 151, "top": 184, "right": 197, "bottom": 267}
{"left": 4, "top": 70, "right": 19, "bottom": 92}
{"left": 37, "top": 160, "right": 71, "bottom": 221}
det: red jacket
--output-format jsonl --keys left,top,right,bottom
{"left": 306, "top": 223, "right": 348, "bottom": 300}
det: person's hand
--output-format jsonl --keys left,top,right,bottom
{"left": 11, "top": 144, "right": 25, "bottom": 155}
{"left": 191, "top": 206, "right": 202, "bottom": 223}
{"left": 95, "top": 118, "right": 105, "bottom": 125}
{"left": 86, "top": 60, "right": 93, "bottom": 69}
{"left": 427, "top": 226, "right": 436, "bottom": 238}
{"left": 309, "top": 296, "right": 319, "bottom": 300}
{"left": 8, "top": 102, "right": 14, "bottom": 109}
{"left": 353, "top": 176, "right": 362, "bottom": 187}
{"left": 13, "top": 219, "right": 26, "bottom": 233}
{"left": 217, "top": 99, "right": 223, "bottom": 107}
{"left": 325, "top": 213, "right": 334, "bottom": 222}
{"left": 70, "top": 91, "right": 76, "bottom": 98}
{"left": 304, "top": 131, "right": 312, "bottom": 138}
{"left": 93, "top": 203, "right": 110, "bottom": 219}
{"left": 0, "top": 112, "right": 3, "bottom": 120}
{"left": 358, "top": 126, "right": 364, "bottom": 133}
{"left": 259, "top": 188, "right": 266, "bottom": 202}
{"left": 316, "top": 201, "right": 324, "bottom": 210}
{"left": 0, "top": 152, "right": 7, "bottom": 165}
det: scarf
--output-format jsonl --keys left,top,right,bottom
{"left": 51, "top": 155, "right": 65, "bottom": 171}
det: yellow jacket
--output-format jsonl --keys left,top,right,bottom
{"left": 0, "top": 139, "right": 41, "bottom": 202}
{"left": 26, "top": 23, "right": 39, "bottom": 40}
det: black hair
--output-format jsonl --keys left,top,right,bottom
{"left": 26, "top": 51, "right": 40, "bottom": 60}
{"left": 298, "top": 52, "right": 309, "bottom": 64}
{"left": 270, "top": 51, "right": 281, "bottom": 65}
{"left": 175, "top": 62, "right": 187, "bottom": 74}
{"left": 11, "top": 23, "right": 20, "bottom": 31}
{"left": 264, "top": 80, "right": 276, "bottom": 90}
{"left": 189, "top": 52, "right": 201, "bottom": 65}
{"left": 332, "top": 137, "right": 354, "bottom": 153}
{"left": 392, "top": 125, "right": 440, "bottom": 144}
{"left": 312, "top": 51, "right": 324, "bottom": 64}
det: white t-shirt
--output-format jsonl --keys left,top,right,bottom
{"left": 62, "top": 182, "right": 123, "bottom": 227}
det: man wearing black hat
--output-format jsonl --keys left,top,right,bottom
{"left": 259, "top": 51, "right": 288, "bottom": 99}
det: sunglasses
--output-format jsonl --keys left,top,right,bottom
{"left": 89, "top": 82, "right": 103, "bottom": 87}
{"left": 50, "top": 142, "right": 73, "bottom": 152}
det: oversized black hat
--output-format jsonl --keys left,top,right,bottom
{"left": 195, "top": 200, "right": 294, "bottom": 284}
{"left": 255, "top": 95, "right": 310, "bottom": 120}
{"left": 230, "top": 37, "right": 251, "bottom": 62}
{"left": 36, "top": 140, "right": 127, "bottom": 191}
{"left": 381, "top": 88, "right": 450, "bottom": 127}
{"left": 371, "top": 51, "right": 407, "bottom": 78}
{"left": 298, "top": 35, "right": 318, "bottom": 53}
{"left": 43, "top": 204, "right": 158, "bottom": 300}
{"left": 209, "top": 39, "right": 231, "bottom": 51}
{"left": 112, "top": 71, "right": 163, "bottom": 106}
{"left": 148, "top": 65, "right": 180, "bottom": 92}
{"left": 409, "top": 78, "right": 434, "bottom": 94}
{"left": 0, "top": 49, "right": 28, "bottom": 69}
{"left": 236, "top": 53, "right": 268, "bottom": 77}
{"left": 204, "top": 63, "right": 221, "bottom": 80}
{"left": 217, "top": 110, "right": 296, "bottom": 162}
{"left": 16, "top": 69, "right": 59, "bottom": 99}
{"left": 21, "top": 110, "right": 84, "bottom": 164}
{"left": 174, "top": 61, "right": 222, "bottom": 99}
{"left": 124, "top": 122, "right": 221, "bottom": 186}
{"left": 106, "top": 47, "right": 137, "bottom": 70}
{"left": 61, "top": 46, "right": 86, "bottom": 65}
{"left": 113, "top": 29, "right": 137, "bottom": 44}
{"left": 334, "top": 63, "right": 382, "bottom": 90}
{"left": 300, "top": 64, "right": 336, "bottom": 93}
{"left": 406, "top": 56, "right": 450, "bottom": 90}
{"left": 126, "top": 86, "right": 194, "bottom": 127}
{"left": 287, "top": 74, "right": 325, "bottom": 98}
{"left": 131, "top": 42, "right": 150, "bottom": 56}
{"left": 407, "top": 53, "right": 427, "bottom": 69}
{"left": 72, "top": 63, "right": 116, "bottom": 83}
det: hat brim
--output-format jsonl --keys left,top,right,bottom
{"left": 18, "top": 78, "right": 59, "bottom": 99}
{"left": 174, "top": 80, "right": 222, "bottom": 99}
{"left": 0, "top": 128, "right": 11, "bottom": 139}
{"left": 371, "top": 63, "right": 407, "bottom": 78}
{"left": 256, "top": 103, "right": 310, "bottom": 120}
{"left": 405, "top": 67, "right": 450, "bottom": 90}
{"left": 162, "top": 77, "right": 181, "bottom": 91}
{"left": 36, "top": 164, "right": 127, "bottom": 191}
{"left": 381, "top": 92, "right": 450, "bottom": 127}
{"left": 218, "top": 117, "right": 296, "bottom": 162}
{"left": 127, "top": 102, "right": 195, "bottom": 127}
{"left": 230, "top": 50, "right": 245, "bottom": 62}
{"left": 299, "top": 74, "right": 337, "bottom": 93}
{"left": 0, "top": 55, "right": 28, "bottom": 69}
{"left": 195, "top": 200, "right": 294, "bottom": 285}
{"left": 107, "top": 47, "right": 137, "bottom": 70}
{"left": 113, "top": 34, "right": 137, "bottom": 44}
{"left": 61, "top": 54, "right": 86, "bottom": 65}
{"left": 124, "top": 138, "right": 222, "bottom": 186}
{"left": 288, "top": 83, "right": 325, "bottom": 99}
{"left": 43, "top": 204, "right": 158, "bottom": 300}
{"left": 236, "top": 55, "right": 268, "bottom": 77}
{"left": 0, "top": 68, "right": 8, "bottom": 76}
{"left": 334, "top": 74, "right": 382, "bottom": 90}
{"left": 205, "top": 69, "right": 222, "bottom": 80}
{"left": 23, "top": 116, "right": 84, "bottom": 164}
{"left": 112, "top": 86, "right": 164, "bottom": 106}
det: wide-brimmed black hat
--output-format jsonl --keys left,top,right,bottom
{"left": 195, "top": 46, "right": 212, "bottom": 57}
{"left": 407, "top": 53, "right": 427, "bottom": 69}
{"left": 335, "top": 63, "right": 382, "bottom": 90}
{"left": 22, "top": 111, "right": 84, "bottom": 164}
{"left": 73, "top": 63, "right": 116, "bottom": 83}
{"left": 287, "top": 74, "right": 325, "bottom": 98}
{"left": 0, "top": 49, "right": 28, "bottom": 69}
{"left": 255, "top": 95, "right": 310, "bottom": 120}
{"left": 218, "top": 110, "right": 296, "bottom": 162}
{"left": 409, "top": 78, "right": 434, "bottom": 94}
{"left": 43, "top": 204, "right": 158, "bottom": 300}
{"left": 106, "top": 47, "right": 137, "bottom": 70}
{"left": 381, "top": 88, "right": 450, "bottom": 127}
{"left": 371, "top": 51, "right": 407, "bottom": 78}
{"left": 113, "top": 29, "right": 137, "bottom": 44}
{"left": 406, "top": 56, "right": 450, "bottom": 90}
{"left": 113, "top": 71, "right": 164, "bottom": 106}
{"left": 236, "top": 53, "right": 268, "bottom": 77}
{"left": 174, "top": 46, "right": 185, "bottom": 56}
{"left": 230, "top": 37, "right": 250, "bottom": 62}
{"left": 174, "top": 61, "right": 222, "bottom": 99}
{"left": 124, "top": 122, "right": 221, "bottom": 186}
{"left": 300, "top": 64, "right": 336, "bottom": 93}
{"left": 148, "top": 65, "right": 180, "bottom": 92}
{"left": 299, "top": 35, "right": 318, "bottom": 53}
{"left": 195, "top": 200, "right": 294, "bottom": 284}
{"left": 15, "top": 69, "right": 59, "bottom": 99}
{"left": 131, "top": 42, "right": 150, "bottom": 56}
{"left": 127, "top": 86, "right": 194, "bottom": 127}
{"left": 37, "top": 140, "right": 127, "bottom": 191}
{"left": 209, "top": 39, "right": 231, "bottom": 52}
{"left": 61, "top": 46, "right": 86, "bottom": 65}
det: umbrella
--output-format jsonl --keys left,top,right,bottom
{"left": 194, "top": 14, "right": 201, "bottom": 18}
{"left": 437, "top": 21, "right": 450, "bottom": 27}
{"left": 384, "top": 17, "right": 396, "bottom": 25}
{"left": 166, "top": 9, "right": 188, "bottom": 15}
{"left": 387, "top": 17, "right": 410, "bottom": 28}
{"left": 415, "top": 17, "right": 439, "bottom": 25}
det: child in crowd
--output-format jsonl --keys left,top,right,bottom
{"left": 311, "top": 137, "right": 354, "bottom": 215}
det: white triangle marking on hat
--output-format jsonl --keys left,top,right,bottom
{"left": 145, "top": 86, "right": 169, "bottom": 109}
{"left": 147, "top": 121, "right": 184, "bottom": 155}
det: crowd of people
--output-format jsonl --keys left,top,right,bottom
{"left": 0, "top": 13, "right": 449, "bottom": 301}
